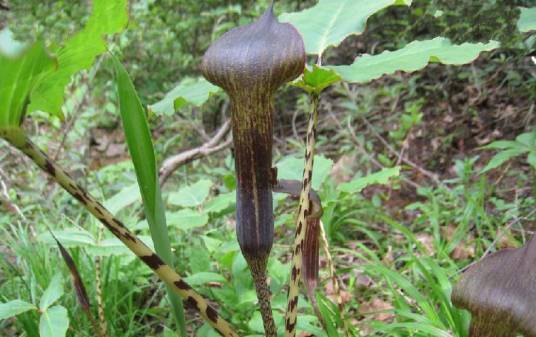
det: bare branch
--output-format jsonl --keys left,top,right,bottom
{"left": 159, "top": 120, "right": 232, "bottom": 185}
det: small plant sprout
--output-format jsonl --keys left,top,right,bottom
{"left": 201, "top": 5, "right": 305, "bottom": 336}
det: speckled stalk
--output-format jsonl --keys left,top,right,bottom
{"left": 0, "top": 127, "right": 239, "bottom": 337}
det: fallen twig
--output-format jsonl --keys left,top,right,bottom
{"left": 159, "top": 119, "right": 232, "bottom": 185}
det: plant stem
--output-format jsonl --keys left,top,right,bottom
{"left": 0, "top": 127, "right": 240, "bottom": 337}
{"left": 284, "top": 95, "right": 320, "bottom": 337}
{"left": 247, "top": 256, "right": 277, "bottom": 337}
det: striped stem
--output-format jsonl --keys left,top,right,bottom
{"left": 0, "top": 127, "right": 239, "bottom": 337}
{"left": 284, "top": 96, "right": 320, "bottom": 337}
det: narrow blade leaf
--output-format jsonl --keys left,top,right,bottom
{"left": 52, "top": 234, "right": 91, "bottom": 311}
{"left": 112, "top": 56, "right": 187, "bottom": 335}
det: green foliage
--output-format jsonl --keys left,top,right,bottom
{"left": 28, "top": 0, "right": 128, "bottom": 119}
{"left": 280, "top": 0, "right": 411, "bottom": 55}
{"left": 0, "top": 38, "right": 56, "bottom": 127}
{"left": 432, "top": 0, "right": 523, "bottom": 46}
{"left": 0, "top": 274, "right": 69, "bottom": 337}
{"left": 276, "top": 155, "right": 333, "bottom": 190}
{"left": 113, "top": 56, "right": 187, "bottom": 335}
{"left": 0, "top": 300, "right": 36, "bottom": 320}
{"left": 168, "top": 179, "right": 214, "bottom": 207}
{"left": 518, "top": 7, "right": 536, "bottom": 33}
{"left": 293, "top": 65, "right": 342, "bottom": 95}
{"left": 329, "top": 38, "right": 499, "bottom": 83}
{"left": 367, "top": 257, "right": 469, "bottom": 337}
{"left": 338, "top": 167, "right": 401, "bottom": 194}
{"left": 481, "top": 129, "right": 536, "bottom": 173}
{"left": 39, "top": 274, "right": 64, "bottom": 311}
{"left": 38, "top": 305, "right": 69, "bottom": 337}
{"left": 1, "top": 1, "right": 533, "bottom": 337}
{"left": 149, "top": 78, "right": 220, "bottom": 116}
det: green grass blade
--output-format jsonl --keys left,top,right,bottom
{"left": 112, "top": 56, "right": 187, "bottom": 336}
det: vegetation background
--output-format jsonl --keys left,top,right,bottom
{"left": 0, "top": 0, "right": 535, "bottom": 336}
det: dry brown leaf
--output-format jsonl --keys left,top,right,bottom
{"left": 331, "top": 154, "right": 356, "bottom": 184}
{"left": 359, "top": 298, "right": 394, "bottom": 322}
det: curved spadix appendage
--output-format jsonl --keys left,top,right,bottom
{"left": 452, "top": 237, "right": 536, "bottom": 337}
{"left": 201, "top": 7, "right": 305, "bottom": 265}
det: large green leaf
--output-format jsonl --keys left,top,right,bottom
{"left": 0, "top": 300, "right": 36, "bottom": 320}
{"left": 329, "top": 37, "right": 499, "bottom": 83}
{"left": 275, "top": 155, "right": 333, "bottom": 190}
{"left": 280, "top": 0, "right": 411, "bottom": 55}
{"left": 518, "top": 7, "right": 536, "bottom": 32}
{"left": 338, "top": 166, "right": 401, "bottom": 193}
{"left": 0, "top": 37, "right": 56, "bottom": 127}
{"left": 168, "top": 179, "right": 214, "bottom": 207}
{"left": 39, "top": 305, "right": 69, "bottom": 337}
{"left": 39, "top": 274, "right": 64, "bottom": 311}
{"left": 148, "top": 78, "right": 220, "bottom": 116}
{"left": 112, "top": 57, "right": 187, "bottom": 335}
{"left": 167, "top": 209, "right": 209, "bottom": 230}
{"left": 27, "top": 0, "right": 128, "bottom": 118}
{"left": 104, "top": 183, "right": 142, "bottom": 214}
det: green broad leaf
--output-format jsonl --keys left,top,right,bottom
{"left": 528, "top": 152, "right": 536, "bottom": 170}
{"left": 104, "top": 183, "right": 142, "bottom": 214}
{"left": 38, "top": 229, "right": 96, "bottom": 247}
{"left": 293, "top": 65, "right": 341, "bottom": 94}
{"left": 276, "top": 155, "right": 333, "bottom": 190}
{"left": 0, "top": 300, "right": 36, "bottom": 320}
{"left": 148, "top": 78, "right": 220, "bottom": 116}
{"left": 280, "top": 0, "right": 411, "bottom": 55}
{"left": 329, "top": 37, "right": 499, "bottom": 83}
{"left": 201, "top": 236, "right": 223, "bottom": 253}
{"left": 162, "top": 327, "right": 180, "bottom": 337}
{"left": 204, "top": 191, "right": 236, "bottom": 213}
{"left": 39, "top": 305, "right": 69, "bottom": 337}
{"left": 0, "top": 37, "right": 56, "bottom": 127}
{"left": 481, "top": 148, "right": 528, "bottom": 173}
{"left": 297, "top": 315, "right": 327, "bottom": 337}
{"left": 518, "top": 7, "right": 536, "bottom": 32}
{"left": 339, "top": 166, "right": 400, "bottom": 193}
{"left": 197, "top": 323, "right": 223, "bottom": 337}
{"left": 39, "top": 274, "right": 64, "bottom": 311}
{"left": 168, "top": 179, "right": 213, "bottom": 207}
{"left": 183, "top": 272, "right": 226, "bottom": 286}
{"left": 167, "top": 209, "right": 209, "bottom": 230}
{"left": 27, "top": 0, "right": 128, "bottom": 119}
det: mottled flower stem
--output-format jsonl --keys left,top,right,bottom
{"left": 284, "top": 95, "right": 320, "bottom": 337}
{"left": 0, "top": 127, "right": 240, "bottom": 337}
